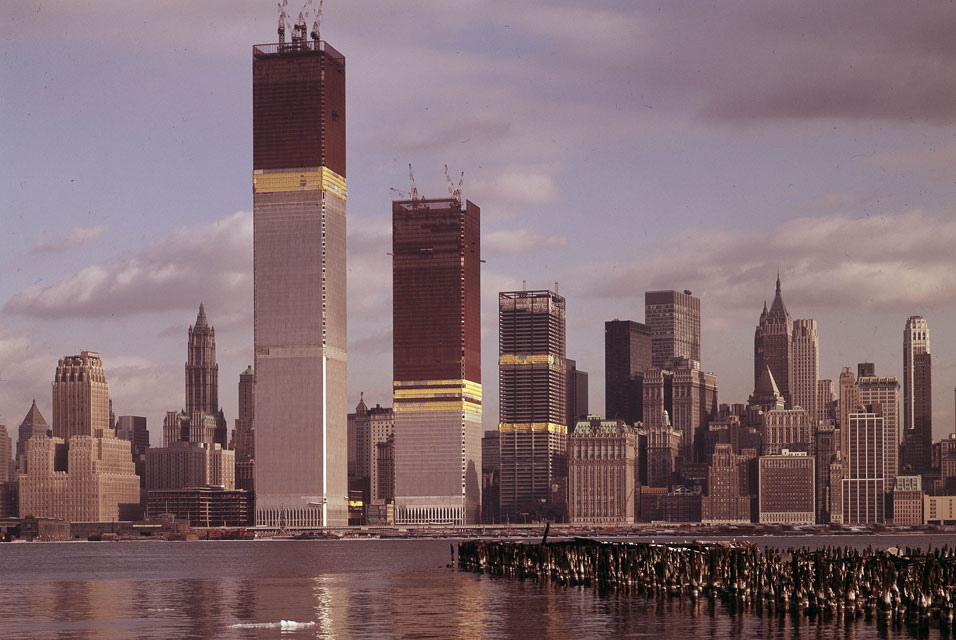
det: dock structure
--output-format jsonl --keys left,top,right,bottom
{"left": 458, "top": 539, "right": 956, "bottom": 628}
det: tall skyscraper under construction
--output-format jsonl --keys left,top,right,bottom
{"left": 498, "top": 289, "right": 567, "bottom": 522}
{"left": 252, "top": 24, "right": 348, "bottom": 528}
{"left": 392, "top": 197, "right": 482, "bottom": 525}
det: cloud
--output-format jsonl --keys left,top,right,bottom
{"left": 30, "top": 224, "right": 109, "bottom": 254}
{"left": 582, "top": 210, "right": 956, "bottom": 313}
{"left": 484, "top": 229, "right": 566, "bottom": 255}
{"left": 471, "top": 171, "right": 559, "bottom": 208}
{"left": 0, "top": 326, "right": 55, "bottom": 426}
{"left": 6, "top": 211, "right": 251, "bottom": 319}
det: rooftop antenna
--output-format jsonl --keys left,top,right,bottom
{"left": 555, "top": 281, "right": 559, "bottom": 294}
{"left": 311, "top": 0, "right": 323, "bottom": 41}
{"left": 277, "top": 0, "right": 288, "bottom": 43}
{"left": 444, "top": 164, "right": 464, "bottom": 207}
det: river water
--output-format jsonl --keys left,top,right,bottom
{"left": 2, "top": 535, "right": 956, "bottom": 639}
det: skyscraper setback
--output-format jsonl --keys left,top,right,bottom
{"left": 499, "top": 289, "right": 567, "bottom": 522}
{"left": 392, "top": 198, "right": 482, "bottom": 525}
{"left": 902, "top": 316, "right": 932, "bottom": 474}
{"left": 252, "top": 35, "right": 348, "bottom": 528}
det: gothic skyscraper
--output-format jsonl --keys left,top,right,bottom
{"left": 754, "top": 275, "right": 793, "bottom": 407}
{"left": 186, "top": 303, "right": 219, "bottom": 415}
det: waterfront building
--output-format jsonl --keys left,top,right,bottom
{"left": 645, "top": 290, "right": 700, "bottom": 368}
{"left": 145, "top": 442, "right": 235, "bottom": 491}
{"left": 16, "top": 400, "right": 48, "bottom": 470}
{"left": 858, "top": 376, "right": 900, "bottom": 489}
{"left": 924, "top": 495, "right": 956, "bottom": 525}
{"left": 939, "top": 433, "right": 956, "bottom": 492}
{"left": 892, "top": 475, "right": 923, "bottom": 526}
{"left": 392, "top": 197, "right": 481, "bottom": 525}
{"left": 701, "top": 443, "right": 751, "bottom": 524}
{"left": 758, "top": 450, "right": 815, "bottom": 524}
{"left": 604, "top": 320, "right": 652, "bottom": 425}
{"left": 19, "top": 434, "right": 140, "bottom": 522}
{"left": 791, "top": 319, "right": 819, "bottom": 421}
{"left": 661, "top": 486, "right": 703, "bottom": 523}
{"left": 568, "top": 418, "right": 639, "bottom": 524}
{"left": 901, "top": 316, "right": 932, "bottom": 474}
{"left": 253, "top": 33, "right": 349, "bottom": 529}
{"left": 754, "top": 276, "right": 793, "bottom": 407}
{"left": 498, "top": 289, "right": 567, "bottom": 522}
{"left": 347, "top": 394, "right": 370, "bottom": 498}
{"left": 842, "top": 406, "right": 886, "bottom": 524}
{"left": 146, "top": 486, "right": 251, "bottom": 527}
{"left": 52, "top": 351, "right": 109, "bottom": 440}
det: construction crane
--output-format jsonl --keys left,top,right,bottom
{"left": 408, "top": 163, "right": 421, "bottom": 202}
{"left": 389, "top": 187, "right": 409, "bottom": 199}
{"left": 444, "top": 164, "right": 464, "bottom": 207}
{"left": 277, "top": 0, "right": 288, "bottom": 43}
{"left": 310, "top": 0, "right": 323, "bottom": 41}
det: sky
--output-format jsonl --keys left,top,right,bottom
{"left": 3, "top": 1, "right": 956, "bottom": 445}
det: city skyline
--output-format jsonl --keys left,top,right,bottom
{"left": 4, "top": 1, "right": 956, "bottom": 440}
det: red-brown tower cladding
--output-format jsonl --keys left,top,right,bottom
{"left": 392, "top": 198, "right": 482, "bottom": 525}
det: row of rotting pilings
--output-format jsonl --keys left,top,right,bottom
{"left": 458, "top": 539, "right": 956, "bottom": 631}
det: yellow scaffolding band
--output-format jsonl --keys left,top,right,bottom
{"left": 498, "top": 354, "right": 565, "bottom": 367}
{"left": 498, "top": 422, "right": 567, "bottom": 434}
{"left": 253, "top": 166, "right": 347, "bottom": 198}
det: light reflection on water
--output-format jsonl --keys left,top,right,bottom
{"left": 0, "top": 537, "right": 952, "bottom": 639}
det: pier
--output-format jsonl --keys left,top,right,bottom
{"left": 458, "top": 538, "right": 956, "bottom": 629}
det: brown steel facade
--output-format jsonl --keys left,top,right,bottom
{"left": 604, "top": 320, "right": 651, "bottom": 425}
{"left": 253, "top": 41, "right": 348, "bottom": 529}
{"left": 252, "top": 42, "right": 345, "bottom": 176}
{"left": 391, "top": 198, "right": 482, "bottom": 525}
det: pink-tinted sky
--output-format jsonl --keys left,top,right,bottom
{"left": 3, "top": 1, "right": 956, "bottom": 442}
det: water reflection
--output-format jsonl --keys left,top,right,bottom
{"left": 0, "top": 539, "right": 952, "bottom": 639}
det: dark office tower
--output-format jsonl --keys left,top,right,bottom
{"left": 858, "top": 362, "right": 876, "bottom": 379}
{"left": 604, "top": 320, "right": 652, "bottom": 424}
{"left": 253, "top": 34, "right": 348, "bottom": 529}
{"left": 392, "top": 198, "right": 481, "bottom": 525}
{"left": 754, "top": 275, "right": 793, "bottom": 407}
{"left": 499, "top": 289, "right": 567, "bottom": 522}
{"left": 902, "top": 316, "right": 932, "bottom": 474}
{"left": 645, "top": 291, "right": 701, "bottom": 368}
{"left": 566, "top": 359, "right": 589, "bottom": 431}
{"left": 186, "top": 304, "right": 219, "bottom": 415}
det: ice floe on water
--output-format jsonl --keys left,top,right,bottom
{"left": 228, "top": 620, "right": 317, "bottom": 630}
